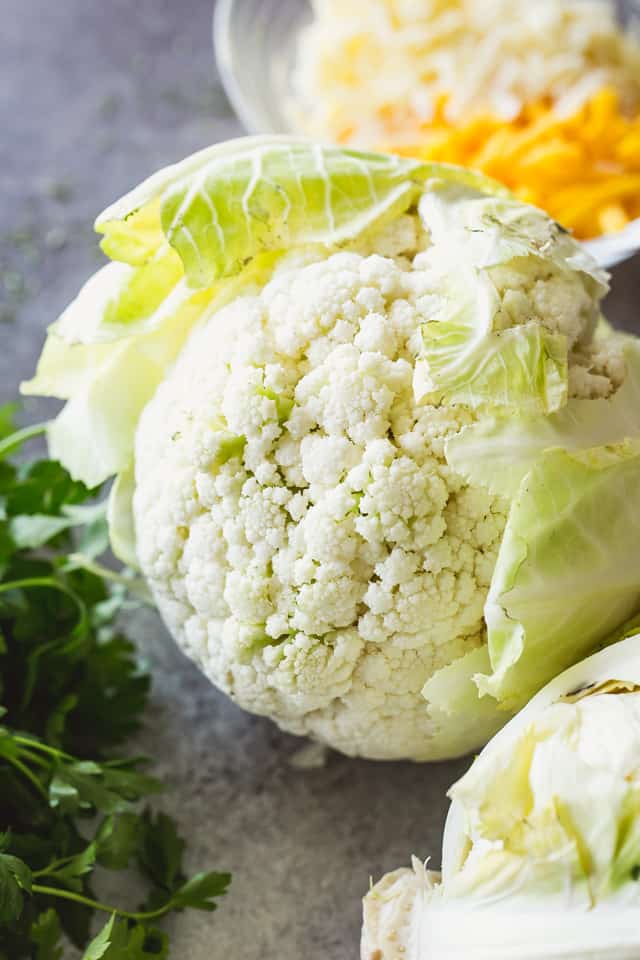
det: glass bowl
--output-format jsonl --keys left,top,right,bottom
{"left": 214, "top": 0, "right": 640, "bottom": 269}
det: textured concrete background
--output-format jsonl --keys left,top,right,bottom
{"left": 1, "top": 2, "right": 639, "bottom": 958}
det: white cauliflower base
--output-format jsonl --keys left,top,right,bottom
{"left": 134, "top": 221, "right": 621, "bottom": 760}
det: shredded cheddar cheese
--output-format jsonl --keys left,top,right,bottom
{"left": 291, "top": 0, "right": 640, "bottom": 238}
{"left": 390, "top": 89, "right": 640, "bottom": 239}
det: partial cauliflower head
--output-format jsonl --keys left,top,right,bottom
{"left": 23, "top": 138, "right": 640, "bottom": 760}
{"left": 362, "top": 622, "right": 640, "bottom": 959}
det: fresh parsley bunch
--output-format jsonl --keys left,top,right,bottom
{"left": 0, "top": 406, "right": 230, "bottom": 959}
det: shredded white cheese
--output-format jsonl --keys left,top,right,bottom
{"left": 290, "top": 0, "right": 640, "bottom": 145}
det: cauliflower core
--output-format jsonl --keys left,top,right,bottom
{"left": 134, "top": 220, "right": 620, "bottom": 760}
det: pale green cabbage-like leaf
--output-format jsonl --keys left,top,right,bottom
{"left": 414, "top": 266, "right": 568, "bottom": 414}
{"left": 446, "top": 337, "right": 640, "bottom": 497}
{"left": 107, "top": 465, "right": 139, "bottom": 569}
{"left": 422, "top": 646, "right": 509, "bottom": 760}
{"left": 58, "top": 247, "right": 185, "bottom": 343}
{"left": 21, "top": 257, "right": 200, "bottom": 386}
{"left": 21, "top": 253, "right": 273, "bottom": 488}
{"left": 413, "top": 189, "right": 608, "bottom": 415}
{"left": 96, "top": 136, "right": 506, "bottom": 287}
{"left": 419, "top": 189, "right": 609, "bottom": 294}
{"left": 22, "top": 269, "right": 215, "bottom": 486}
{"left": 466, "top": 622, "right": 640, "bottom": 764}
{"left": 479, "top": 440, "right": 640, "bottom": 706}
{"left": 44, "top": 342, "right": 177, "bottom": 489}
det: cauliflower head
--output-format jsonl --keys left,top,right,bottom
{"left": 134, "top": 240, "right": 508, "bottom": 760}
{"left": 362, "top": 621, "right": 640, "bottom": 958}
{"left": 23, "top": 138, "right": 640, "bottom": 760}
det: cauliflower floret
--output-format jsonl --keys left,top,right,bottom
{"left": 489, "top": 259, "right": 626, "bottom": 400}
{"left": 134, "top": 235, "right": 620, "bottom": 761}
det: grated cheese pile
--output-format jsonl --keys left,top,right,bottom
{"left": 391, "top": 88, "right": 640, "bottom": 239}
{"left": 291, "top": 0, "right": 640, "bottom": 238}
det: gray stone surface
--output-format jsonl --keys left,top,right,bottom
{"left": 1, "top": 2, "right": 639, "bottom": 958}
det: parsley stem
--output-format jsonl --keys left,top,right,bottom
{"left": 3, "top": 753, "right": 48, "bottom": 801}
{"left": 13, "top": 735, "right": 72, "bottom": 762}
{"left": 0, "top": 421, "right": 48, "bottom": 459}
{"left": 0, "top": 578, "right": 88, "bottom": 635}
{"left": 33, "top": 853, "right": 88, "bottom": 878}
{"left": 0, "top": 578, "right": 89, "bottom": 643}
{"left": 31, "top": 883, "right": 175, "bottom": 921}
{"left": 11, "top": 746, "right": 50, "bottom": 769}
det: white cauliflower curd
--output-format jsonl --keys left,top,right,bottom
{"left": 23, "top": 139, "right": 640, "bottom": 760}
{"left": 134, "top": 241, "right": 508, "bottom": 759}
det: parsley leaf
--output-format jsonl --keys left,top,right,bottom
{"left": 171, "top": 871, "right": 232, "bottom": 912}
{"left": 30, "top": 909, "right": 63, "bottom": 960}
{"left": 49, "top": 759, "right": 161, "bottom": 816}
{"left": 0, "top": 411, "right": 231, "bottom": 956}
{"left": 82, "top": 916, "right": 169, "bottom": 960}
{"left": 95, "top": 813, "right": 141, "bottom": 870}
{"left": 138, "top": 810, "right": 186, "bottom": 896}
{"left": 0, "top": 838, "right": 32, "bottom": 923}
